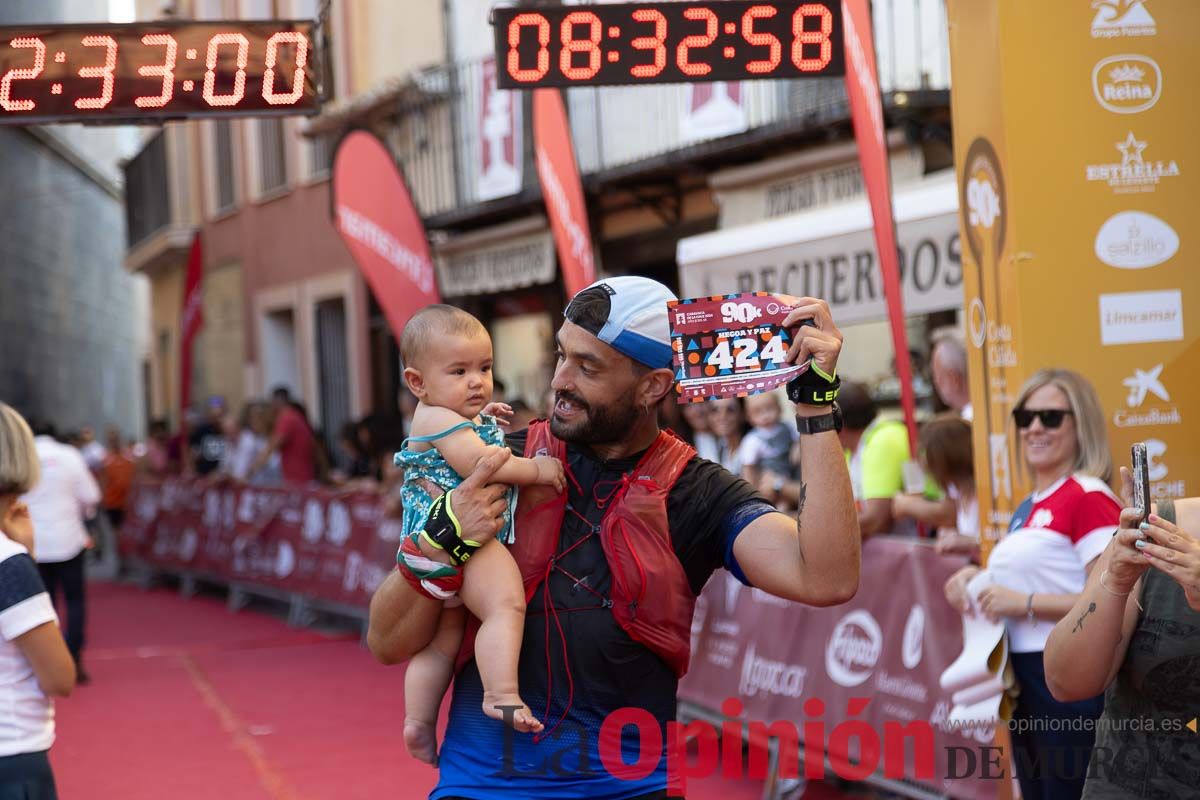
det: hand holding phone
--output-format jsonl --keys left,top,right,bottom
{"left": 1131, "top": 443, "right": 1151, "bottom": 525}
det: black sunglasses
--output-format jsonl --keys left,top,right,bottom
{"left": 1013, "top": 408, "right": 1073, "bottom": 429}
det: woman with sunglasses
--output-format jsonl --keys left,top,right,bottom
{"left": 943, "top": 369, "right": 1119, "bottom": 800}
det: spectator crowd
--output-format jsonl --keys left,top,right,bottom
{"left": 3, "top": 315, "right": 1198, "bottom": 800}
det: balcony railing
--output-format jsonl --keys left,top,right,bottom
{"left": 401, "top": 0, "right": 948, "bottom": 223}
{"left": 124, "top": 131, "right": 170, "bottom": 249}
{"left": 122, "top": 125, "right": 199, "bottom": 274}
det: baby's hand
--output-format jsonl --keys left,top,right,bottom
{"left": 534, "top": 455, "right": 566, "bottom": 492}
{"left": 482, "top": 402, "right": 514, "bottom": 427}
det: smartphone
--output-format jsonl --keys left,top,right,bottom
{"left": 1131, "top": 442, "right": 1151, "bottom": 524}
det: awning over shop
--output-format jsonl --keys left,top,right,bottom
{"left": 433, "top": 216, "right": 555, "bottom": 298}
{"left": 677, "top": 172, "right": 961, "bottom": 326}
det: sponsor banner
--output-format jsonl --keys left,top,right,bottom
{"left": 947, "top": 0, "right": 1200, "bottom": 549}
{"left": 179, "top": 232, "right": 203, "bottom": 417}
{"left": 332, "top": 130, "right": 440, "bottom": 340}
{"left": 681, "top": 538, "right": 991, "bottom": 800}
{"left": 476, "top": 56, "right": 523, "bottom": 202}
{"left": 533, "top": 88, "right": 596, "bottom": 298}
{"left": 120, "top": 478, "right": 395, "bottom": 609}
{"left": 680, "top": 82, "right": 747, "bottom": 142}
{"left": 841, "top": 0, "right": 917, "bottom": 453}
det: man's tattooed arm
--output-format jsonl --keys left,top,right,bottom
{"left": 794, "top": 460, "right": 808, "bottom": 564}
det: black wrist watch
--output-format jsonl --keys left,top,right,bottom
{"left": 795, "top": 403, "right": 843, "bottom": 435}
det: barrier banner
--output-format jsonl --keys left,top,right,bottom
{"left": 122, "top": 478, "right": 399, "bottom": 609}
{"left": 680, "top": 538, "right": 994, "bottom": 800}
{"left": 332, "top": 130, "right": 440, "bottom": 339}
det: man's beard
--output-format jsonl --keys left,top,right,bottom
{"left": 549, "top": 390, "right": 640, "bottom": 445}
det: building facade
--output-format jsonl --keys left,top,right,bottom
{"left": 126, "top": 0, "right": 956, "bottom": 438}
{"left": 0, "top": 0, "right": 146, "bottom": 437}
{"left": 125, "top": 0, "right": 446, "bottom": 453}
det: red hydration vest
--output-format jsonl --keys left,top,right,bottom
{"left": 456, "top": 421, "right": 697, "bottom": 678}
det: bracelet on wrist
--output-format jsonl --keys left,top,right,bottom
{"left": 1098, "top": 568, "right": 1130, "bottom": 597}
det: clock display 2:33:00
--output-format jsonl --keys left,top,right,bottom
{"left": 0, "top": 20, "right": 318, "bottom": 122}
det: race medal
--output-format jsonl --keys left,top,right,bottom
{"left": 668, "top": 292, "right": 810, "bottom": 403}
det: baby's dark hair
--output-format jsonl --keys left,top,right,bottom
{"left": 400, "top": 304, "right": 488, "bottom": 368}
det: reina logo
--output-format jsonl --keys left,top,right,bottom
{"left": 1086, "top": 132, "right": 1180, "bottom": 193}
{"left": 1115, "top": 364, "right": 1182, "bottom": 428}
{"left": 1090, "top": 0, "right": 1157, "bottom": 39}
{"left": 1093, "top": 55, "right": 1162, "bottom": 114}
{"left": 1094, "top": 211, "right": 1178, "bottom": 269}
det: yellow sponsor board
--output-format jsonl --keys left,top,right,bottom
{"left": 947, "top": 0, "right": 1200, "bottom": 552}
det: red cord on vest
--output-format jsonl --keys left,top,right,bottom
{"left": 615, "top": 519, "right": 649, "bottom": 612}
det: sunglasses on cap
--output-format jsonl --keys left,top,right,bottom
{"left": 1012, "top": 408, "right": 1073, "bottom": 429}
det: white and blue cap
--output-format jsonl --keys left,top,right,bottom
{"left": 564, "top": 276, "right": 677, "bottom": 369}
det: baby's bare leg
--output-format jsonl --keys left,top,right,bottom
{"left": 460, "top": 540, "right": 542, "bottom": 733}
{"left": 403, "top": 606, "right": 466, "bottom": 765}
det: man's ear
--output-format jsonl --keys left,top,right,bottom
{"left": 638, "top": 368, "right": 676, "bottom": 408}
{"left": 403, "top": 367, "right": 426, "bottom": 398}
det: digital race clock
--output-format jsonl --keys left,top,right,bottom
{"left": 493, "top": 1, "right": 845, "bottom": 89}
{"left": 0, "top": 20, "right": 320, "bottom": 125}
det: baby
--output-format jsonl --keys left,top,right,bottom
{"left": 738, "top": 391, "right": 796, "bottom": 485}
{"left": 395, "top": 305, "right": 565, "bottom": 765}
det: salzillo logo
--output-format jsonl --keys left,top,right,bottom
{"left": 1094, "top": 211, "right": 1178, "bottom": 269}
{"left": 826, "top": 609, "right": 883, "bottom": 688}
{"left": 1091, "top": 1, "right": 1157, "bottom": 39}
{"left": 739, "top": 642, "right": 808, "bottom": 698}
{"left": 1086, "top": 132, "right": 1180, "bottom": 194}
{"left": 1093, "top": 55, "right": 1161, "bottom": 114}
{"left": 1116, "top": 364, "right": 1181, "bottom": 428}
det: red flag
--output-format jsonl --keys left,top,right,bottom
{"left": 842, "top": 0, "right": 917, "bottom": 454}
{"left": 533, "top": 89, "right": 595, "bottom": 298}
{"left": 179, "top": 231, "right": 203, "bottom": 417}
{"left": 332, "top": 130, "right": 440, "bottom": 339}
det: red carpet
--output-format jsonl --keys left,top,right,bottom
{"left": 50, "top": 582, "right": 849, "bottom": 800}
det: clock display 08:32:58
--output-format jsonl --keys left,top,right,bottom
{"left": 493, "top": 1, "right": 845, "bottom": 89}
{"left": 0, "top": 20, "right": 318, "bottom": 125}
